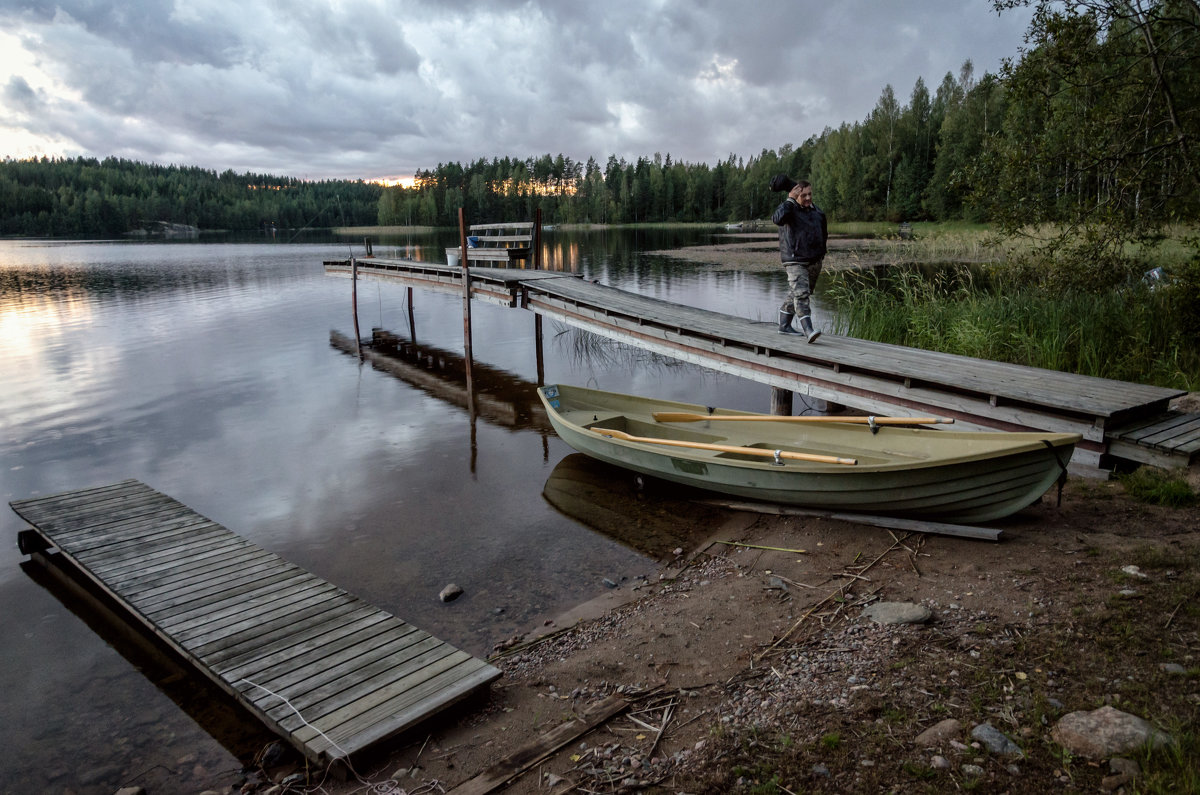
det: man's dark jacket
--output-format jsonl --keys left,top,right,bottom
{"left": 773, "top": 199, "right": 828, "bottom": 263}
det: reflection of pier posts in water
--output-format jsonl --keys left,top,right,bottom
{"left": 351, "top": 257, "right": 362, "bottom": 358}
{"left": 329, "top": 327, "right": 555, "bottom": 435}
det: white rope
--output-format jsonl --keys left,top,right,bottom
{"left": 239, "top": 677, "right": 350, "bottom": 760}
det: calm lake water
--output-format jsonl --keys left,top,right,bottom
{"left": 0, "top": 229, "right": 806, "bottom": 793}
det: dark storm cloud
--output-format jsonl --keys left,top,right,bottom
{"left": 0, "top": 0, "right": 1032, "bottom": 179}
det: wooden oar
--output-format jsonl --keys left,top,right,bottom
{"left": 589, "top": 427, "right": 857, "bottom": 465}
{"left": 652, "top": 412, "right": 954, "bottom": 426}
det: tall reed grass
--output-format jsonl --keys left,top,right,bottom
{"left": 821, "top": 265, "right": 1199, "bottom": 390}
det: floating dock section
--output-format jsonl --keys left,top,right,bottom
{"left": 10, "top": 479, "right": 500, "bottom": 765}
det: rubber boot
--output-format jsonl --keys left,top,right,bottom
{"left": 778, "top": 309, "right": 800, "bottom": 334}
{"left": 799, "top": 315, "right": 821, "bottom": 343}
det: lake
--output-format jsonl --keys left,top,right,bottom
{"left": 0, "top": 228, "right": 807, "bottom": 793}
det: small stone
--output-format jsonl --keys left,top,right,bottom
{"left": 439, "top": 583, "right": 464, "bottom": 602}
{"left": 603, "top": 578, "right": 618, "bottom": 588}
{"left": 915, "top": 718, "right": 962, "bottom": 747}
{"left": 1160, "top": 663, "right": 1187, "bottom": 674}
{"left": 861, "top": 601, "right": 932, "bottom": 625}
{"left": 930, "top": 755, "right": 951, "bottom": 769}
{"left": 1102, "top": 773, "right": 1134, "bottom": 791}
{"left": 1121, "top": 565, "right": 1149, "bottom": 579}
{"left": 961, "top": 764, "right": 985, "bottom": 777}
{"left": 1109, "top": 757, "right": 1140, "bottom": 777}
{"left": 971, "top": 722, "right": 1025, "bottom": 757}
{"left": 811, "top": 763, "right": 830, "bottom": 777}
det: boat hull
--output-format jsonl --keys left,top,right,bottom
{"left": 538, "top": 384, "right": 1080, "bottom": 523}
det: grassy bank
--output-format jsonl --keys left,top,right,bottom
{"left": 820, "top": 224, "right": 1200, "bottom": 391}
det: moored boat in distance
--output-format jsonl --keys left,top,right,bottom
{"left": 537, "top": 384, "right": 1081, "bottom": 524}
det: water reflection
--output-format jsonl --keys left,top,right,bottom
{"left": 22, "top": 556, "right": 276, "bottom": 764}
{"left": 330, "top": 328, "right": 554, "bottom": 433}
{"left": 542, "top": 454, "right": 725, "bottom": 561}
{"left": 0, "top": 232, "right": 786, "bottom": 794}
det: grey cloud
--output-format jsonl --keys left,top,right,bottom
{"left": 0, "top": 0, "right": 1035, "bottom": 179}
{"left": 3, "top": 76, "right": 37, "bottom": 110}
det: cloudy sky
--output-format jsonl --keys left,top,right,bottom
{"left": 1, "top": 0, "right": 1034, "bottom": 182}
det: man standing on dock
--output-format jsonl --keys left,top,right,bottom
{"left": 770, "top": 175, "right": 827, "bottom": 342}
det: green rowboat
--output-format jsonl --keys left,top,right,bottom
{"left": 537, "top": 384, "right": 1080, "bottom": 523}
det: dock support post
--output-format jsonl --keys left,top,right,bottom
{"left": 770, "top": 387, "right": 792, "bottom": 416}
{"left": 406, "top": 286, "right": 416, "bottom": 343}
{"left": 458, "top": 208, "right": 474, "bottom": 399}
{"left": 534, "top": 313, "right": 545, "bottom": 385}
{"left": 533, "top": 208, "right": 543, "bottom": 270}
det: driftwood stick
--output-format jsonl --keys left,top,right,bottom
{"left": 715, "top": 540, "right": 809, "bottom": 555}
{"left": 1165, "top": 599, "right": 1186, "bottom": 629}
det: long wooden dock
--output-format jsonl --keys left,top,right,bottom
{"left": 325, "top": 258, "right": 1193, "bottom": 472}
{"left": 10, "top": 479, "right": 500, "bottom": 765}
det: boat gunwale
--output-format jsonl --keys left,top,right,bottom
{"left": 540, "top": 384, "right": 1080, "bottom": 474}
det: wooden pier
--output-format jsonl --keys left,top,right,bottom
{"left": 10, "top": 479, "right": 501, "bottom": 765}
{"left": 326, "top": 258, "right": 1194, "bottom": 473}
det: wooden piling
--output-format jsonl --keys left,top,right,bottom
{"left": 770, "top": 386, "right": 793, "bottom": 416}
{"left": 534, "top": 313, "right": 545, "bottom": 386}
{"left": 532, "top": 208, "right": 543, "bottom": 270}
{"left": 458, "top": 208, "right": 474, "bottom": 398}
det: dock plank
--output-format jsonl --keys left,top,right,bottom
{"left": 9, "top": 480, "right": 500, "bottom": 764}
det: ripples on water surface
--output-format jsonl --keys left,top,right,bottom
{"left": 0, "top": 231, "right": 795, "bottom": 793}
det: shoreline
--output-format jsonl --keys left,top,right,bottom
{"left": 291, "top": 470, "right": 1198, "bottom": 795}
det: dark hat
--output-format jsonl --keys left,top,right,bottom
{"left": 769, "top": 173, "right": 797, "bottom": 193}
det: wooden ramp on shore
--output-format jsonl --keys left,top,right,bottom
{"left": 10, "top": 479, "right": 501, "bottom": 765}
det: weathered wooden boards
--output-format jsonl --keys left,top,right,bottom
{"left": 323, "top": 258, "right": 1188, "bottom": 472}
{"left": 9, "top": 479, "right": 501, "bottom": 765}
{"left": 1107, "top": 410, "right": 1200, "bottom": 468}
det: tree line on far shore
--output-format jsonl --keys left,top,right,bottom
{"left": 2, "top": 0, "right": 1196, "bottom": 275}
{"left": 0, "top": 159, "right": 381, "bottom": 238}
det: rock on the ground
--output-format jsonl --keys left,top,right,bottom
{"left": 971, "top": 722, "right": 1025, "bottom": 757}
{"left": 914, "top": 718, "right": 962, "bottom": 747}
{"left": 1051, "top": 705, "right": 1173, "bottom": 758}
{"left": 439, "top": 583, "right": 464, "bottom": 602}
{"left": 862, "top": 601, "right": 932, "bottom": 625}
